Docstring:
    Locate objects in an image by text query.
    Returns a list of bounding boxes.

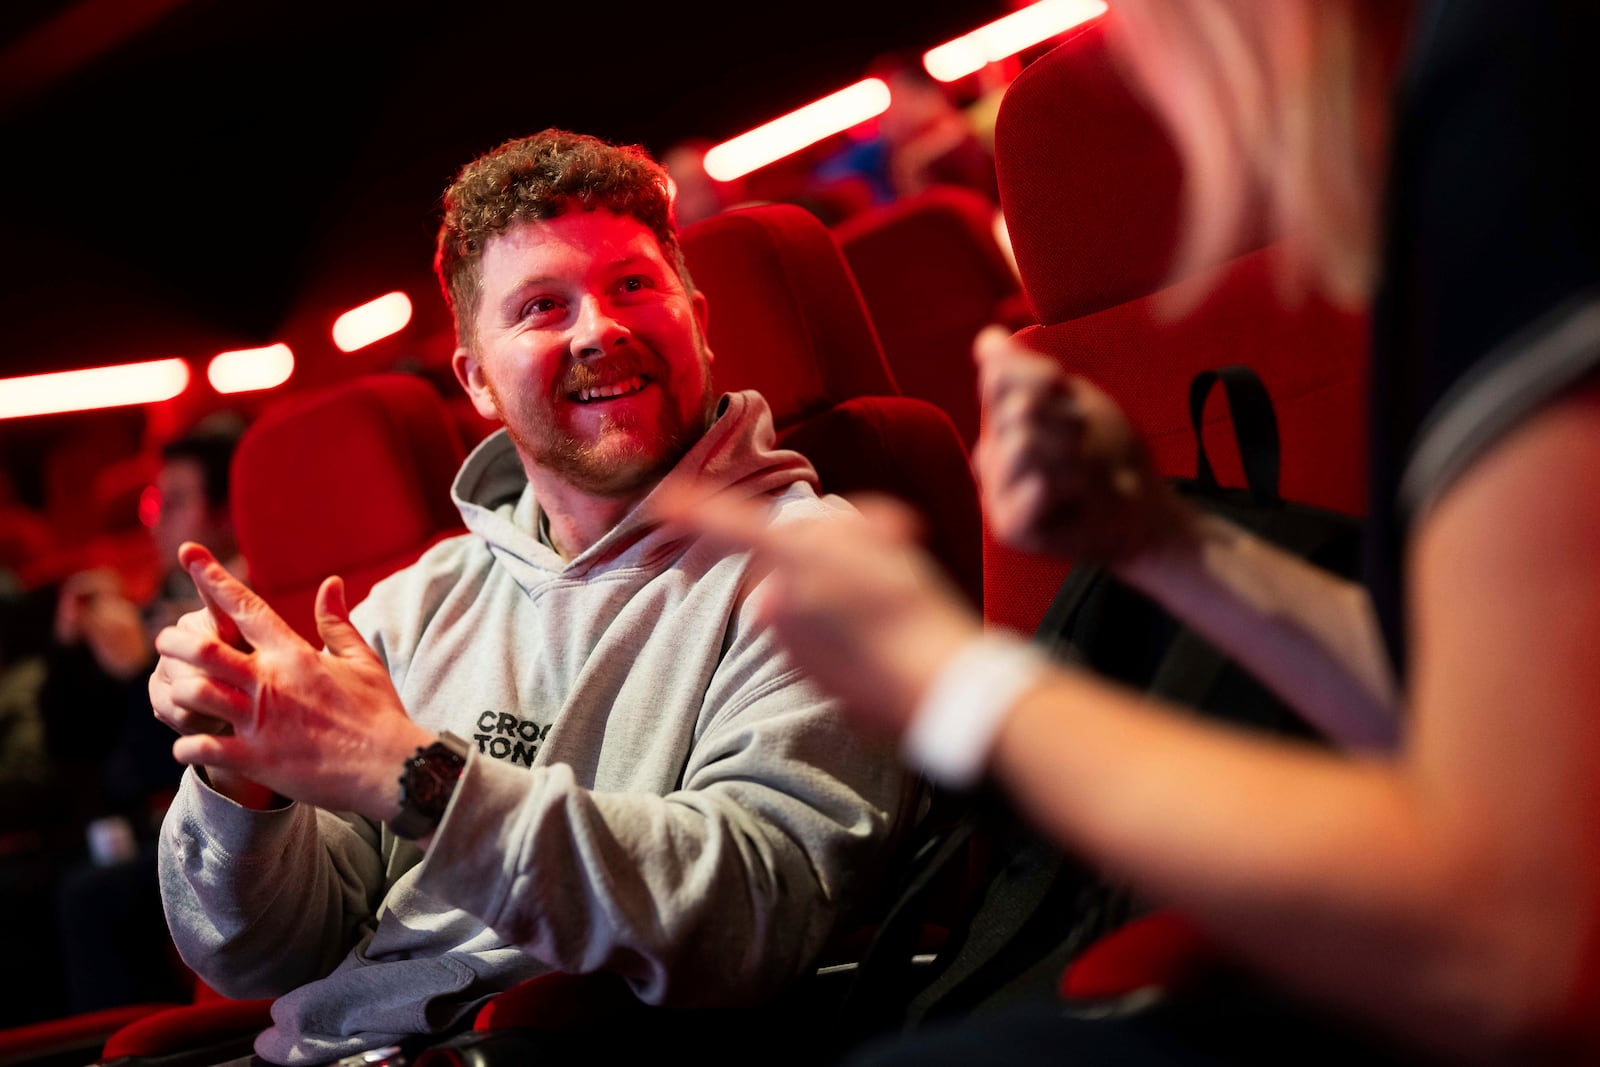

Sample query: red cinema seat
[231,373,468,642]
[2,503,62,591]
[685,198,990,953]
[684,201,984,611]
[972,11,1371,1014]
[982,13,1369,641]
[834,184,1035,451]
[0,979,271,1067]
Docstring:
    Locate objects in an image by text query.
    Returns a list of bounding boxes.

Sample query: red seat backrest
[982,15,1369,638]
[230,373,467,641]
[834,184,1034,450]
[683,203,984,611]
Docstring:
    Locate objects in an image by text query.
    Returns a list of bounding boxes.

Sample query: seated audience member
[0,583,69,1027]
[44,419,246,1012]
[0,587,55,811]
[665,1,1600,1064]
[44,418,247,829]
[149,129,903,1064]
[0,472,58,824]
[0,499,54,599]
[813,53,999,208]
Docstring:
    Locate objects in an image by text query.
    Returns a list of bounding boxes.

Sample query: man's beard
[490,350,717,498]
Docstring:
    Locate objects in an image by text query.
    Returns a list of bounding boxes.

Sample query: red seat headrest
[683,204,897,426]
[997,13,1269,326]
[231,374,466,639]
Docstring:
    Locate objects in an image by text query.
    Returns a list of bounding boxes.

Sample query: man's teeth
[577,376,646,402]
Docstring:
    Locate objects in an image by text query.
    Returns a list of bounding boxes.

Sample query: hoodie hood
[450,389,817,586]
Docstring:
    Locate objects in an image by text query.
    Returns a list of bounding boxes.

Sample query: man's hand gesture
[150,542,433,819]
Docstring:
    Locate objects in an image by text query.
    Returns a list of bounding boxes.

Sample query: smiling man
[455,204,717,530]
[146,129,904,1066]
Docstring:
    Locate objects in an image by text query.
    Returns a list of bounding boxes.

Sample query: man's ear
[692,289,713,366]
[452,345,501,422]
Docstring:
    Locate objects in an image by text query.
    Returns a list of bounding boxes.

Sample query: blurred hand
[56,568,153,680]
[55,567,122,641]
[82,593,155,680]
[972,326,1193,566]
[655,487,983,741]
[150,542,431,818]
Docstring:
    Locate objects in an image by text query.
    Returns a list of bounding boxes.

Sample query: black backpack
[830,364,1366,1046]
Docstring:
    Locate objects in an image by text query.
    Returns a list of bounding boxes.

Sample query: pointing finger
[179,541,298,652]
[178,542,246,649]
[195,578,247,651]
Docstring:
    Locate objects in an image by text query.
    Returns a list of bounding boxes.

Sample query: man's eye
[520,297,559,318]
[619,276,651,293]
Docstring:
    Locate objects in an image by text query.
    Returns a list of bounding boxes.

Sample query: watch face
[391,734,469,839]
[412,756,457,814]
[406,744,467,818]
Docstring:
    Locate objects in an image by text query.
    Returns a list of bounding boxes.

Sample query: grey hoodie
[159,391,905,1064]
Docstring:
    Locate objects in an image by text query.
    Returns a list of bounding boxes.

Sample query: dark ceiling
[0,0,1009,387]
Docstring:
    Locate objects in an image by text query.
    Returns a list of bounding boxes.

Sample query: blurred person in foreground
[148,129,902,1065]
[659,1,1600,1064]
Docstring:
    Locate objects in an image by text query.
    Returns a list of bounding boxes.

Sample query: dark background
[0,0,1010,502]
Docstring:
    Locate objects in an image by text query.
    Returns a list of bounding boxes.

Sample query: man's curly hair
[434,129,691,349]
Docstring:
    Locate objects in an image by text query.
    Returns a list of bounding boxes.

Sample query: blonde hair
[1106,0,1405,309]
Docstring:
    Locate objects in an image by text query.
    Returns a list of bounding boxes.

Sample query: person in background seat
[44,419,246,1015]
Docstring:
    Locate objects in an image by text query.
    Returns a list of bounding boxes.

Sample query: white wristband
[901,634,1051,790]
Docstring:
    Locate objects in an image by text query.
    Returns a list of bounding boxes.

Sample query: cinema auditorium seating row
[834,183,1035,452]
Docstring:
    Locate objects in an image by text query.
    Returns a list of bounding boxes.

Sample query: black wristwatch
[388,731,470,840]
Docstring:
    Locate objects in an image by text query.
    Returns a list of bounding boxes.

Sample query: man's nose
[570,294,630,358]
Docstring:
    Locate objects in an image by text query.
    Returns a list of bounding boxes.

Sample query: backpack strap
[1152,366,1285,700]
[1163,365,1363,706]
[1030,560,1101,664]
[1189,365,1280,503]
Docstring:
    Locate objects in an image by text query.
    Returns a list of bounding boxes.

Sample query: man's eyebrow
[605,253,659,272]
[494,252,667,314]
[490,278,551,319]
[505,274,558,293]
[506,254,657,291]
